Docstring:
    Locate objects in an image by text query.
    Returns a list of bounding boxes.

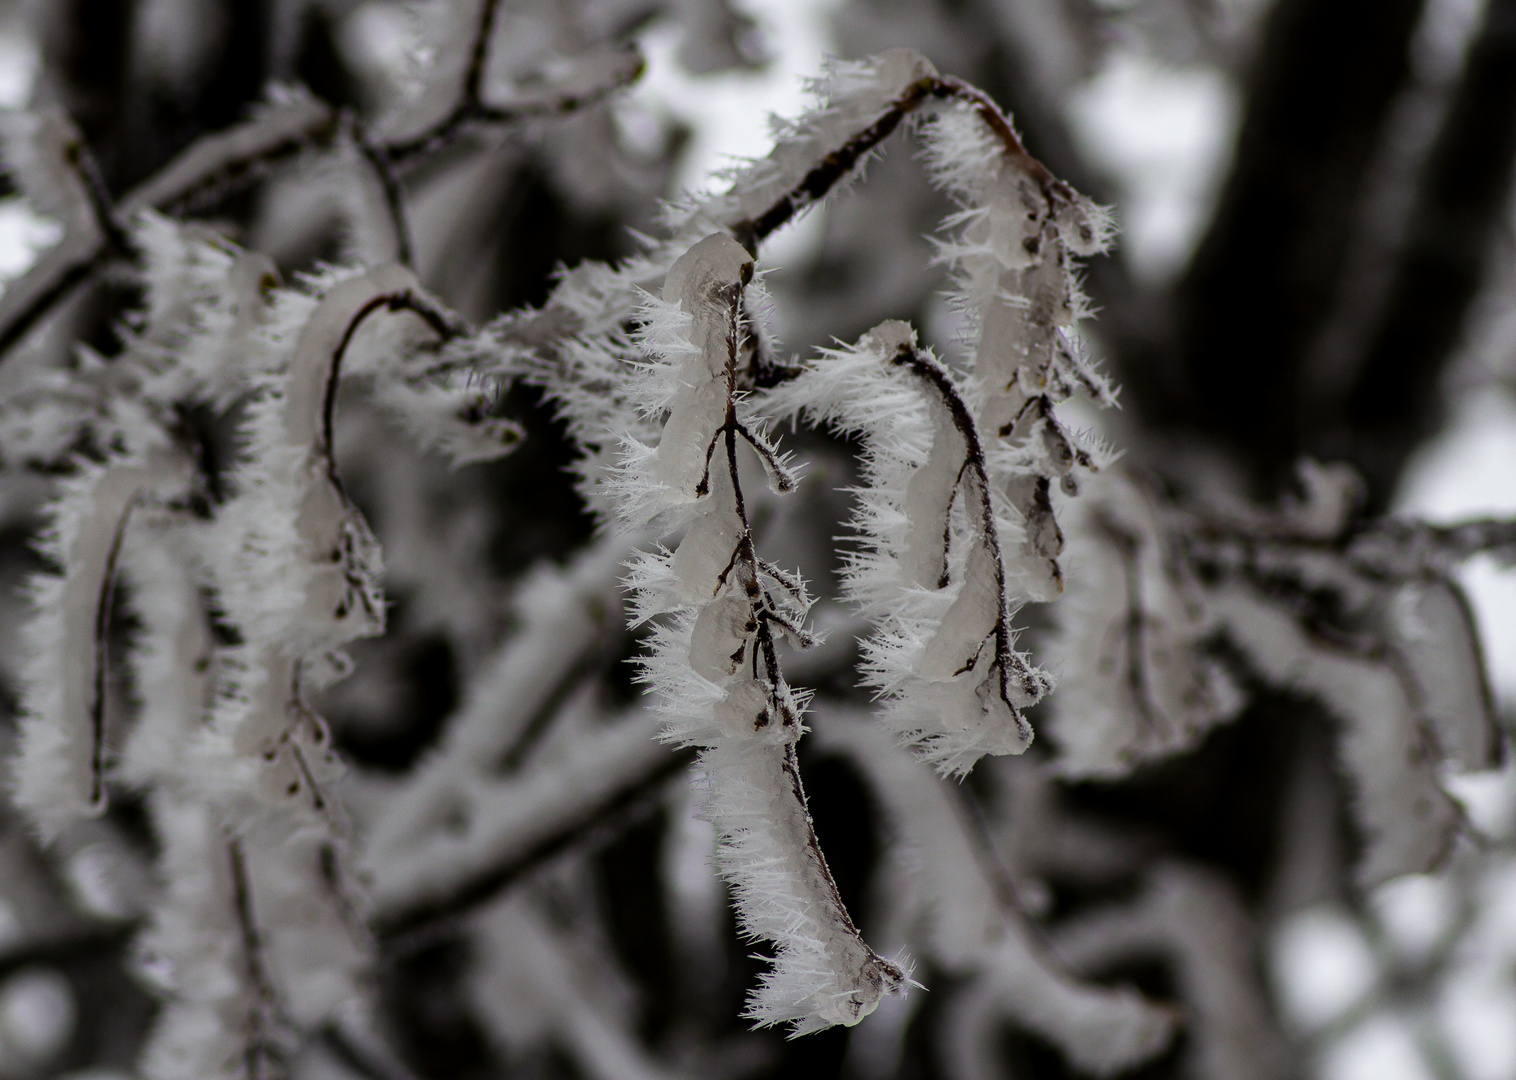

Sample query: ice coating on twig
[615,233,904,1033]
[771,321,1052,775]
[920,97,1116,599]
[10,452,193,836]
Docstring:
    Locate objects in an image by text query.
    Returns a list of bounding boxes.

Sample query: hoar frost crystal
[0,38,1121,1058]
[14,18,1501,1077]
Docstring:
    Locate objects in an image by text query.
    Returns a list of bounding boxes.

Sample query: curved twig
[322,290,462,483]
[730,73,1066,253]
[889,343,1044,724]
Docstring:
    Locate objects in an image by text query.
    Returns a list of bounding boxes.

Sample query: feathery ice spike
[618,233,905,1033]
[771,321,1052,775]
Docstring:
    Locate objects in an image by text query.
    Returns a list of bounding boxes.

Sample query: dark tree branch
[356,139,415,269]
[890,344,1044,724]
[1188,514,1516,580]
[729,71,1072,254]
[1139,0,1426,485]
[323,291,462,482]
[373,746,693,949]
[1331,0,1516,504]
[376,41,646,164]
[0,95,339,360]
[89,493,137,810]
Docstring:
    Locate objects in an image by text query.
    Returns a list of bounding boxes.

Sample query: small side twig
[889,343,1044,728]
[88,493,139,809]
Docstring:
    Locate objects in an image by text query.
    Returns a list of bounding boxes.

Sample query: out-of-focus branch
[0,22,644,362]
[1333,0,1516,502]
[1186,513,1516,578]
[377,43,646,164]
[1144,0,1426,478]
[1051,862,1293,1080]
[0,92,339,359]
[369,713,689,946]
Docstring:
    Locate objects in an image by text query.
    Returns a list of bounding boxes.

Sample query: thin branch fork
[688,276,873,958]
[889,343,1042,724]
[375,52,647,163]
[0,97,340,360]
[703,278,817,724]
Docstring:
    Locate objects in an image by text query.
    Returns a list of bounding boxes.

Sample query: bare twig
[323,291,463,482]
[88,493,138,808]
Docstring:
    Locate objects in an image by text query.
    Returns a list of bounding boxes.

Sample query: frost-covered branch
[1049,462,1502,885]
[772,322,1060,774]
[1047,470,1241,776]
[616,232,905,1033]
[11,16,1506,1077]
[11,454,195,835]
[491,47,1111,524]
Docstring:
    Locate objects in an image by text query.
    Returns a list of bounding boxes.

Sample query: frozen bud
[662,233,755,312]
[858,319,916,355]
[1053,189,1115,257]
[815,954,909,1027]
